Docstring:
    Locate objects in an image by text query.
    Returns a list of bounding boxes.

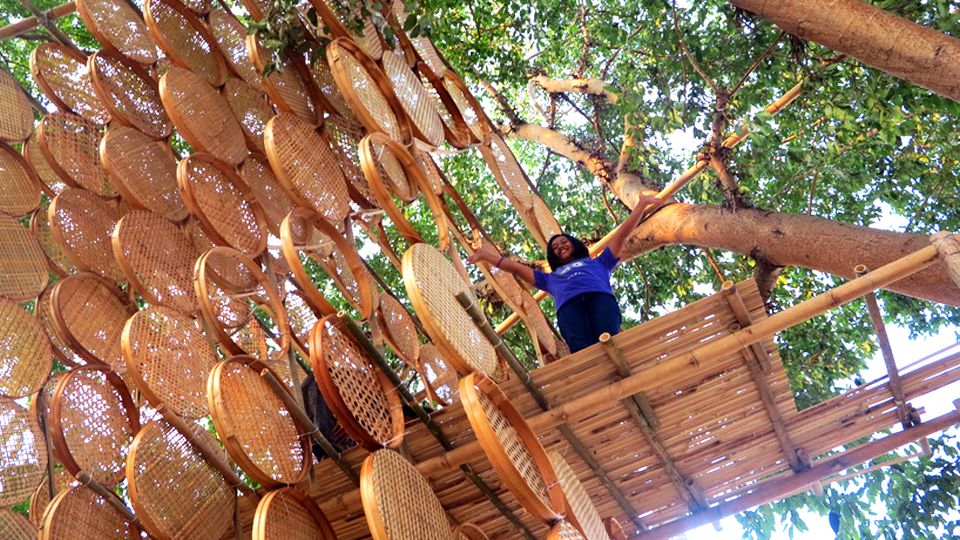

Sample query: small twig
[672,3,719,95]
[729,30,785,97]
[481,79,522,126]
[600,184,621,224]
[534,150,554,187]
[806,170,819,215]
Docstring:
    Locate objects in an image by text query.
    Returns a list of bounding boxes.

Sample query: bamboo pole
[35,389,58,501]
[0,2,75,41]
[75,471,139,522]
[19,0,81,53]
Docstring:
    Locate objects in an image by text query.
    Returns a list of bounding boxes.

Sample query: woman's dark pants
[556,292,622,353]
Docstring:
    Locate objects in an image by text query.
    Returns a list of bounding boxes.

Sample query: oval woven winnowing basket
[88,51,171,140]
[309,315,405,450]
[207,356,312,487]
[309,55,353,119]
[360,449,454,540]
[0,69,36,142]
[381,50,444,147]
[0,509,35,540]
[532,195,562,240]
[144,0,226,87]
[284,290,318,357]
[222,77,273,154]
[402,243,497,377]
[76,0,158,65]
[39,484,141,540]
[239,154,296,236]
[459,373,566,523]
[479,133,534,211]
[127,419,236,540]
[37,111,115,197]
[376,293,420,366]
[30,202,75,277]
[186,223,251,328]
[122,306,218,419]
[50,365,140,486]
[159,67,247,165]
[179,0,210,14]
[415,149,445,196]
[279,207,377,319]
[548,451,610,540]
[453,523,489,540]
[327,37,412,146]
[48,187,124,281]
[36,288,84,366]
[28,467,77,527]
[50,273,134,372]
[264,113,351,223]
[441,71,489,144]
[0,213,49,301]
[177,153,268,256]
[253,487,338,540]
[100,126,186,222]
[417,67,472,149]
[208,10,262,87]
[0,399,48,507]
[322,116,376,208]
[548,522,586,540]
[0,297,51,398]
[603,517,628,540]
[22,137,66,197]
[29,43,109,125]
[417,343,459,407]
[246,36,317,124]
[0,140,41,217]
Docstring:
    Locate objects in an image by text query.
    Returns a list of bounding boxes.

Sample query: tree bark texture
[624,203,960,305]
[731,0,960,102]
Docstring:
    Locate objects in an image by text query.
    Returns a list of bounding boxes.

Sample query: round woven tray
[360,449,453,540]
[417,343,459,407]
[253,487,338,540]
[208,10,262,87]
[177,153,268,256]
[381,50,444,147]
[159,66,247,165]
[284,289,318,357]
[30,43,109,125]
[37,111,115,197]
[309,315,405,450]
[39,484,140,540]
[76,0,158,65]
[36,287,83,366]
[100,127,186,221]
[50,365,140,486]
[402,242,498,376]
[323,116,376,208]
[548,522,586,540]
[419,70,471,149]
[0,69,36,142]
[48,187,124,281]
[127,418,236,539]
[327,37,412,146]
[247,36,317,124]
[22,137,65,197]
[0,297,51,398]
[0,212,49,301]
[480,134,534,211]
[122,306,218,419]
[453,523,489,540]
[309,55,353,119]
[376,293,420,365]
[207,356,311,487]
[28,467,76,527]
[441,71,488,144]
[0,399,48,507]
[460,372,566,523]
[187,223,252,328]
[0,507,37,539]
[144,0,226,87]
[280,207,377,319]
[88,50,171,140]
[239,154,296,236]
[548,451,609,540]
[265,113,351,223]
[604,517,628,540]
[0,140,41,217]
[50,273,134,372]
[223,77,274,154]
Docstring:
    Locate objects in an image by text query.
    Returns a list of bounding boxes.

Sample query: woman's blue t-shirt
[532,247,619,310]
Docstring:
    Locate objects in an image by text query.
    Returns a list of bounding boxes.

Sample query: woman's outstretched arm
[466,243,536,286]
[606,194,663,259]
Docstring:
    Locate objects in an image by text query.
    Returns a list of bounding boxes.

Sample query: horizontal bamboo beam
[0,2,76,41]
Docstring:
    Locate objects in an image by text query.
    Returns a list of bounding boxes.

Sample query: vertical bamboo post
[35,389,58,501]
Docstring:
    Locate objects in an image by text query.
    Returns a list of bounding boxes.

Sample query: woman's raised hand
[466,242,501,265]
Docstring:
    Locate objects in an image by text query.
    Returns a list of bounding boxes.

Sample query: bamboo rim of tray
[144,0,227,87]
[604,517,628,540]
[322,116,378,209]
[0,297,52,399]
[453,522,490,540]
[239,154,297,237]
[50,272,135,369]
[22,137,65,198]
[29,43,110,125]
[49,365,141,486]
[87,50,171,139]
[39,484,141,540]
[279,206,377,319]
[47,187,124,281]
[177,152,269,256]
[75,0,159,65]
[309,314,405,450]
[207,355,312,487]
[459,372,566,523]
[253,486,338,540]
[358,132,449,250]
[0,140,41,217]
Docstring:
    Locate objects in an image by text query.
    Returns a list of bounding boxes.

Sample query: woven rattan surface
[0,141,40,216]
[50,366,139,485]
[178,153,267,256]
[0,213,49,300]
[442,72,487,143]
[145,0,226,87]
[51,273,132,371]
[89,51,171,140]
[548,522,586,540]
[23,138,66,197]
[247,36,316,123]
[310,57,352,118]
[127,419,235,539]
[453,523,489,540]
[32,202,76,276]
[159,67,247,165]
[265,113,350,222]
[208,357,310,487]
[209,10,262,87]
[181,0,211,14]
[30,44,109,125]
[4,503,38,538]
[0,69,35,142]
[324,116,375,207]
[223,77,274,154]
[37,287,84,366]
[460,373,565,523]
[362,133,418,203]
[532,196,562,240]
[548,451,609,540]
[382,50,444,147]
[309,316,404,450]
[0,298,51,398]
[28,467,76,527]
[253,487,338,540]
[327,38,410,145]
[0,399,47,507]
[482,134,533,211]
[411,37,446,78]
[187,229,251,328]
[418,343,458,407]
[48,187,123,280]
[37,112,115,197]
[239,154,295,235]
[416,149,445,195]
[284,290,318,355]
[377,293,420,364]
[39,484,140,540]
[112,210,199,313]
[122,306,217,419]
[76,0,158,65]
[402,243,497,376]
[100,127,186,221]
[360,449,453,540]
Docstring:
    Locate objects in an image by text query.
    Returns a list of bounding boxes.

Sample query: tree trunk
[731,0,960,102]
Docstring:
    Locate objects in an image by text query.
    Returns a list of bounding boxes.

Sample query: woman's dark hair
[546,234,589,271]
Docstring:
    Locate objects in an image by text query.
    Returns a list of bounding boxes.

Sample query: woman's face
[550,236,575,264]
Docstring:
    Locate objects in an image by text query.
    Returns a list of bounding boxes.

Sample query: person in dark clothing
[467,194,662,353]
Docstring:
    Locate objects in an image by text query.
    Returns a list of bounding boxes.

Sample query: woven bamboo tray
[0,140,41,217]
[208,10,262,87]
[76,0,159,65]
[239,154,296,236]
[253,487,338,540]
[28,467,77,527]
[548,522,586,540]
[223,77,274,154]
[323,116,376,208]
[50,273,134,371]
[144,0,227,87]
[39,484,141,540]
[381,49,444,147]
[548,451,609,540]
[30,43,109,125]
[246,36,317,124]
[0,297,51,398]
[441,71,488,144]
[0,68,36,142]
[186,223,252,328]
[0,508,35,540]
[22,137,65,197]
[100,127,186,221]
[417,343,460,407]
[0,213,49,301]
[309,56,353,119]
[376,293,420,367]
[37,111,115,197]
[88,50,171,140]
[0,399,48,507]
[48,187,124,281]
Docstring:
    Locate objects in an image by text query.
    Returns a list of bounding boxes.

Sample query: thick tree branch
[529,75,618,103]
[480,79,522,126]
